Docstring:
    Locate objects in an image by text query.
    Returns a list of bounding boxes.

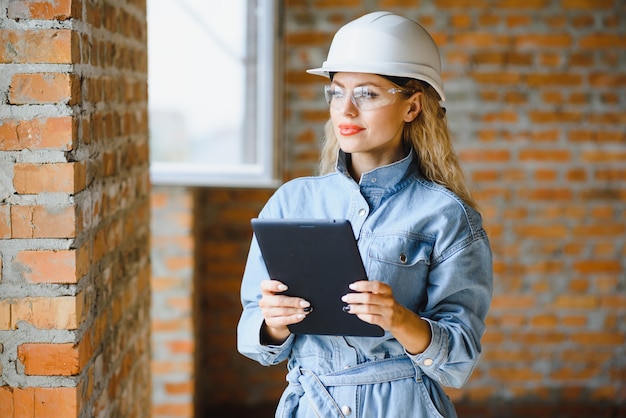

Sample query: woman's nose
[339,93,359,115]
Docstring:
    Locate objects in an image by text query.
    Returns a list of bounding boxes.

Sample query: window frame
[148,0,281,188]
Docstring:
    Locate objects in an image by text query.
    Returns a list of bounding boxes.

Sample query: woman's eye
[358,88,379,100]
[332,89,345,98]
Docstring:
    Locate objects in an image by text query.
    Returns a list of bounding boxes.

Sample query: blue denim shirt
[238,150,493,418]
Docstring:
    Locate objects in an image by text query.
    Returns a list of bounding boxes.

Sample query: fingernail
[341,295,348,302]
[303,306,312,313]
[299,300,310,307]
[349,283,357,290]
[277,284,288,291]
[342,305,351,312]
[296,314,305,319]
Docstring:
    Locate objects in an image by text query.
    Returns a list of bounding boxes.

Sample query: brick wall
[188,1,625,416]
[0,1,151,417]
[151,187,194,417]
[194,188,280,416]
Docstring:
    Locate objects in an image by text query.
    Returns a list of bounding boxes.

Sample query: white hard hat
[307,11,445,101]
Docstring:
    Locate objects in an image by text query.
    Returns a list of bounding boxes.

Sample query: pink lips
[339,124,364,136]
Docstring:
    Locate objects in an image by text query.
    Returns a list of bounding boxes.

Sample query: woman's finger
[260,279,288,294]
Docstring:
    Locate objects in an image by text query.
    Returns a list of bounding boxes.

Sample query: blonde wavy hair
[318,79,478,211]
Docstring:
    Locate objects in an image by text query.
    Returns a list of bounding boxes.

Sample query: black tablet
[251,218,384,337]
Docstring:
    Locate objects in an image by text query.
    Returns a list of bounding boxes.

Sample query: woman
[238,11,492,418]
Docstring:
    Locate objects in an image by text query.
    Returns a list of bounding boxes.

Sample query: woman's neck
[348,148,407,181]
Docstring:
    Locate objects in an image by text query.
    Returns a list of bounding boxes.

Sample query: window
[147,0,280,186]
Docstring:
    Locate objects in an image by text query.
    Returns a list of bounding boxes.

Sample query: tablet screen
[251,218,384,337]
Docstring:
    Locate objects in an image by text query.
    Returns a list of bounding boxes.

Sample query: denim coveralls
[238,150,493,417]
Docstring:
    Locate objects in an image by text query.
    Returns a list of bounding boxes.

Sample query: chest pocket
[367,235,434,312]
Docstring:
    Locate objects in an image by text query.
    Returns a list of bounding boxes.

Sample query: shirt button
[370,177,377,183]
[399,253,407,263]
[358,208,367,216]
[341,405,352,415]
[423,358,434,366]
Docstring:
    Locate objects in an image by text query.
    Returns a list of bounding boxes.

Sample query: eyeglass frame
[324,84,417,111]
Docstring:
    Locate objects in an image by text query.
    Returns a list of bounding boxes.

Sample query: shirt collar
[336,148,415,190]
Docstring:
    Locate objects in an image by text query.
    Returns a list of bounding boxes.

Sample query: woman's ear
[404,92,422,123]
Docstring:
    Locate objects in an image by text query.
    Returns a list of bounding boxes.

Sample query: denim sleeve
[236,233,295,366]
[406,234,493,388]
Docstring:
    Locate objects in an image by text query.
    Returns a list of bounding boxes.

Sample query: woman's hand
[259,279,311,344]
[341,280,432,354]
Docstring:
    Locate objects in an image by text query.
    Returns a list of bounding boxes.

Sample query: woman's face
[329,72,421,167]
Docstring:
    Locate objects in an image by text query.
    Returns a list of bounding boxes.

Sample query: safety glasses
[324,84,415,111]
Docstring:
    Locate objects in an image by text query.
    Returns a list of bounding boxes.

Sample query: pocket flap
[369,235,433,267]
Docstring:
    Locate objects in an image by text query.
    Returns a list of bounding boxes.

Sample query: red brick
[530,314,559,328]
[0,205,10,239]
[0,117,75,151]
[35,387,78,417]
[573,223,626,237]
[13,162,86,194]
[11,296,82,330]
[519,149,571,162]
[506,15,531,27]
[568,278,589,293]
[453,33,510,48]
[489,367,543,382]
[561,315,587,327]
[534,169,557,181]
[553,295,599,309]
[0,387,13,417]
[166,340,194,355]
[570,51,594,66]
[588,112,626,125]
[514,34,572,48]
[164,381,194,395]
[527,73,583,86]
[560,0,614,8]
[0,299,10,330]
[600,295,626,310]
[589,72,626,88]
[435,0,489,7]
[551,367,600,381]
[7,0,75,20]
[450,14,472,28]
[531,130,560,142]
[472,72,522,85]
[495,0,550,7]
[481,110,518,123]
[528,111,582,124]
[13,386,35,417]
[571,331,625,346]
[0,29,77,64]
[539,52,563,67]
[18,343,80,376]
[9,73,79,105]
[477,14,500,26]
[285,31,331,46]
[491,294,536,309]
[519,188,573,201]
[566,168,587,181]
[152,404,194,417]
[459,149,511,163]
[579,33,626,49]
[10,205,76,239]
[16,249,88,284]
[312,0,365,6]
[103,152,118,177]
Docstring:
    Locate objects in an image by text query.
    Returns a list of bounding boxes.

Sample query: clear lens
[324,85,414,111]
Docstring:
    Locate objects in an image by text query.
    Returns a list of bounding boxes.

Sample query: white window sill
[149,162,281,188]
